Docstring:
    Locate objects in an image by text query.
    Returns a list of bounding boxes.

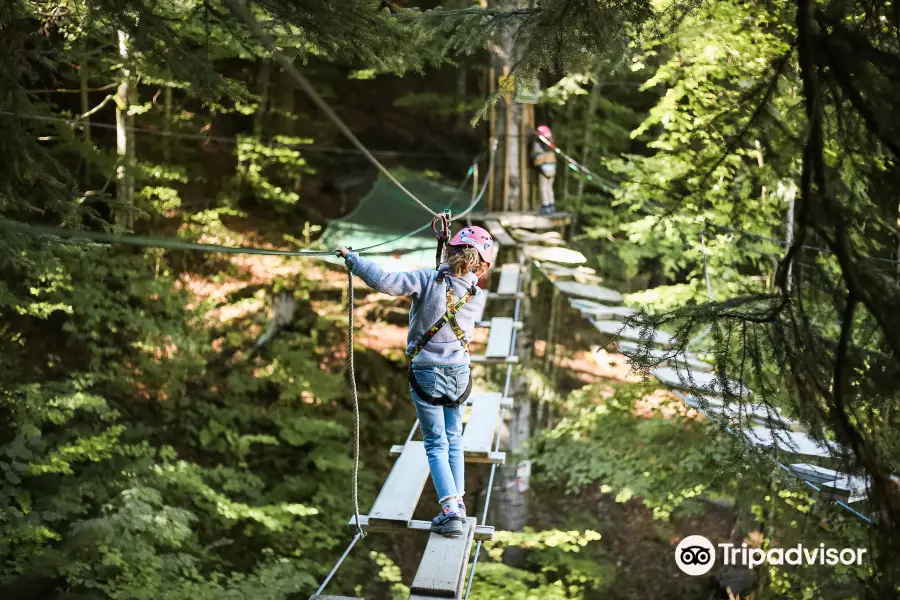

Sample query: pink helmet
[536,125,553,140]
[449,226,495,266]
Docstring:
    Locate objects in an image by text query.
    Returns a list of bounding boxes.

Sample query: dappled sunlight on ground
[633,388,692,420]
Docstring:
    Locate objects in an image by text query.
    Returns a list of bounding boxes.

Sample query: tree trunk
[115,30,135,228]
[491,0,524,213]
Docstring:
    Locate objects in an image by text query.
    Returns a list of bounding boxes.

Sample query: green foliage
[531,383,733,520]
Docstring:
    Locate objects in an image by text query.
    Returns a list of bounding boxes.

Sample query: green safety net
[317,177,483,270]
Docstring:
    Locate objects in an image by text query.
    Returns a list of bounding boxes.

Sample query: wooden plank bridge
[321,205,877,599]
[322,212,571,600]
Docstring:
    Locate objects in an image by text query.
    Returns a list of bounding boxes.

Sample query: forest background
[2,0,899,599]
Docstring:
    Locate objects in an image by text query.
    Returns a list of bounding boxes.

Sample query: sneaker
[548,203,556,214]
[538,204,552,216]
[431,507,464,537]
[457,500,466,519]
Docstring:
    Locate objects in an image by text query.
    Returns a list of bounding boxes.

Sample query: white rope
[222,0,439,218]
[347,268,365,538]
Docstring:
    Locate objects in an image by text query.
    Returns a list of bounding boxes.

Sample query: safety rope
[222,0,439,219]
[535,132,617,193]
[347,267,365,538]
[451,138,498,223]
[310,264,367,599]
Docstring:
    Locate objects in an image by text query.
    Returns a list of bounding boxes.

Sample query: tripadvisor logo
[675,535,868,576]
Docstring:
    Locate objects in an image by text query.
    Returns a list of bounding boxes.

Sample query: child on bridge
[336,226,495,538]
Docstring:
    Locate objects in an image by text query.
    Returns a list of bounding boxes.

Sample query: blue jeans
[410,363,469,504]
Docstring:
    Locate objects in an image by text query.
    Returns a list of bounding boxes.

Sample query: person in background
[532,125,557,215]
[335,226,495,538]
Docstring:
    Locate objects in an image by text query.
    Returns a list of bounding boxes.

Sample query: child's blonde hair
[448,246,487,277]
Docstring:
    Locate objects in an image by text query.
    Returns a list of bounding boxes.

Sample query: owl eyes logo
[680,546,712,565]
[675,535,716,576]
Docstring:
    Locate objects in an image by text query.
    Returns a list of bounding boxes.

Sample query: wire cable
[313,532,363,597]
[451,139,497,223]
[463,253,526,600]
[222,0,439,218]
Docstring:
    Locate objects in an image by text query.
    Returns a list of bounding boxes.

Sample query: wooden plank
[652,366,751,396]
[466,391,514,408]
[389,445,506,465]
[485,317,514,358]
[525,245,586,265]
[571,299,636,320]
[410,517,477,598]
[470,354,519,364]
[485,292,525,300]
[510,229,564,245]
[495,263,521,296]
[616,341,712,372]
[499,213,570,229]
[309,596,363,600]
[462,392,502,457]
[467,391,513,408]
[538,262,598,277]
[348,515,493,541]
[368,441,430,527]
[556,281,623,303]
[483,219,516,247]
[819,475,869,503]
[470,211,571,229]
[476,319,523,329]
[789,463,844,485]
[592,320,675,347]
[702,403,793,429]
[743,427,838,459]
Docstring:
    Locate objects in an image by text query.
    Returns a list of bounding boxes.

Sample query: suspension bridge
[2,1,885,597]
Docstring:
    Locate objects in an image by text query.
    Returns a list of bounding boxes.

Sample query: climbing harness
[432,210,452,269]
[407,273,478,407]
[408,368,473,409]
[408,274,478,359]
